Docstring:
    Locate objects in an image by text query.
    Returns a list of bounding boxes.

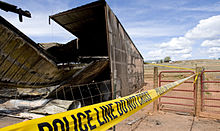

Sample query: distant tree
[164,56,171,63]
[160,59,163,63]
[218,58,220,60]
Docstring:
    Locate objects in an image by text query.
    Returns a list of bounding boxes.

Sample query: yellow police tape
[145,63,200,84]
[145,63,195,71]
[0,75,195,131]
[193,73,199,84]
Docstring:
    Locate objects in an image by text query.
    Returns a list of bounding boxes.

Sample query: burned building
[0,1,144,115]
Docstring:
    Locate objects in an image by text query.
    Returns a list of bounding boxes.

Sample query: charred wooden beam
[0,1,31,22]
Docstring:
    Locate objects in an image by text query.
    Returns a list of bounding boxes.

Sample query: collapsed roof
[0,0,144,114]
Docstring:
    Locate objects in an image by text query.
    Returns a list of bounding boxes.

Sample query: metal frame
[201,70,220,110]
[159,70,195,113]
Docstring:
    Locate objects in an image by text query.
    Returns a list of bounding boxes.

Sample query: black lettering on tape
[136,94,142,105]
[52,119,65,131]
[77,113,88,131]
[120,100,128,113]
[144,93,148,103]
[63,117,69,131]
[133,96,139,107]
[106,104,114,120]
[142,93,146,104]
[125,98,132,111]
[38,122,53,131]
[94,108,105,126]
[128,97,135,110]
[99,106,108,123]
[140,93,144,104]
[115,102,123,116]
[71,115,78,131]
[146,92,152,101]
[85,110,96,130]
[102,106,110,122]
[135,96,141,106]
[131,97,137,109]
[108,103,118,119]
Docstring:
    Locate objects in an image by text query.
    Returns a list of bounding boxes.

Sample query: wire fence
[53,80,112,106]
[0,80,112,118]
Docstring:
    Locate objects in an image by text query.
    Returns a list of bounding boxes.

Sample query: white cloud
[207,47,220,58]
[149,37,193,60]
[147,49,163,60]
[181,54,192,59]
[160,37,193,49]
[146,15,220,60]
[185,15,220,39]
[208,47,220,53]
[201,39,220,47]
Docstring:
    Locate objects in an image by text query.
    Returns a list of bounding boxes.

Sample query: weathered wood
[153,67,159,112]
[0,37,21,74]
[9,46,37,82]
[1,40,26,81]
[0,25,14,49]
[0,17,68,88]
[195,67,203,117]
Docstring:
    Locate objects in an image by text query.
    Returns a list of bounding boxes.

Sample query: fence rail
[201,70,220,113]
[158,70,195,113]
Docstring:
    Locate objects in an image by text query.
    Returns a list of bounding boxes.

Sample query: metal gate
[201,70,220,114]
[159,71,195,113]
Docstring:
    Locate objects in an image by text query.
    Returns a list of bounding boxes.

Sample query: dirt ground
[116,109,220,131]
[0,116,24,128]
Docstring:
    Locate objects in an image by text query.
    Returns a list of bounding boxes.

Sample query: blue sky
[1,0,220,61]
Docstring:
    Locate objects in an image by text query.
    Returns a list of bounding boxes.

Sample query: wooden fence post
[153,67,159,112]
[195,67,202,117]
